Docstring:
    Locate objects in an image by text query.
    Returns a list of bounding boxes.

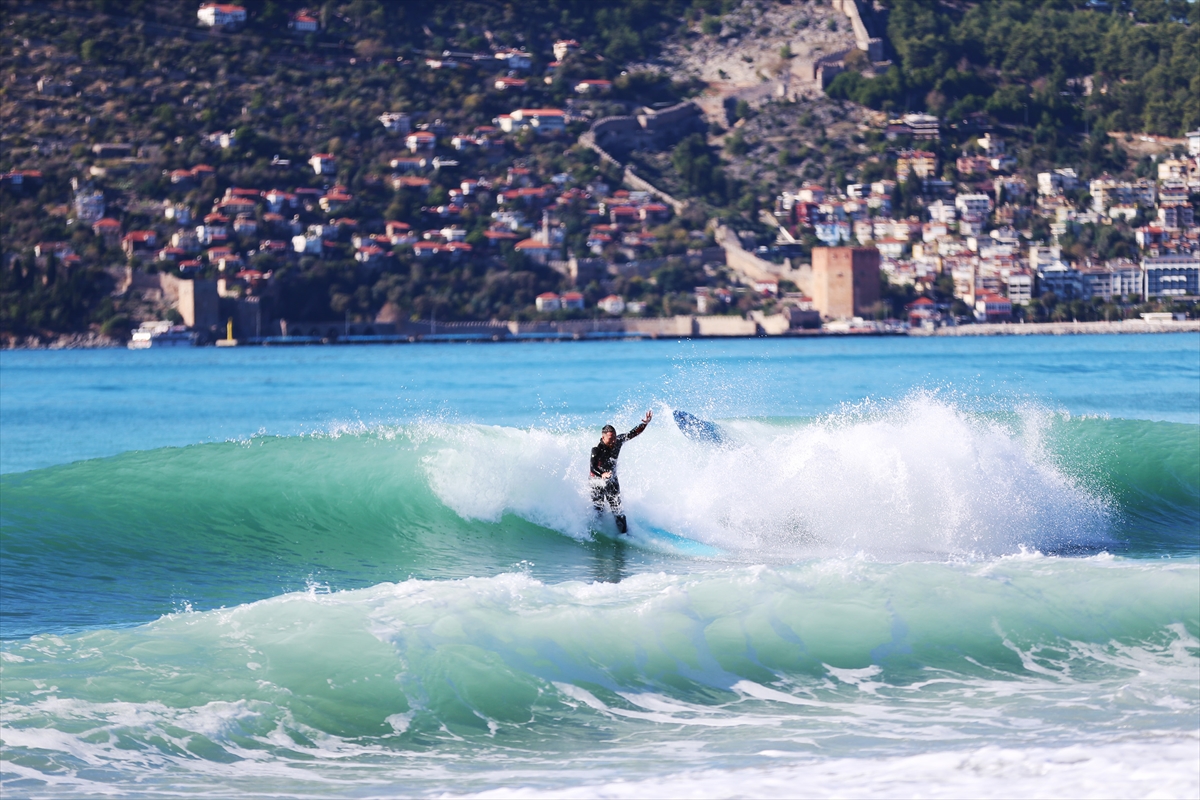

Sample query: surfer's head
[600,424,616,445]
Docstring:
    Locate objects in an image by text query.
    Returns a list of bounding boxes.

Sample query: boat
[128,321,197,349]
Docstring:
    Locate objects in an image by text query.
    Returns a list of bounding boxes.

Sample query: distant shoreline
[910,320,1200,337]
[4,320,1199,350]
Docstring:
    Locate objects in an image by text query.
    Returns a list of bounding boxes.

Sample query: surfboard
[635,523,725,558]
[672,409,725,445]
[590,515,724,558]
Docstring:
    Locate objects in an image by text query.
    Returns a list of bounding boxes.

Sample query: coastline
[3,319,1198,350]
[910,319,1200,336]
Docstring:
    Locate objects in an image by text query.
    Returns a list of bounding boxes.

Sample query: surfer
[590,410,652,534]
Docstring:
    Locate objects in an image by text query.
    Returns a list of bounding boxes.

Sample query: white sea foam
[458,737,1200,799]
[2,560,1196,798]
[420,394,1111,558]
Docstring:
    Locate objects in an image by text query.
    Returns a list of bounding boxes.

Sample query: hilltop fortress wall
[834,0,885,61]
[586,101,706,154]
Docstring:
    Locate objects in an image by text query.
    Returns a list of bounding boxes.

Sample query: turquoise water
[1,335,1198,798]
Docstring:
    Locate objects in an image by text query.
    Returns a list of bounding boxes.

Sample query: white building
[553,40,579,61]
[309,153,336,175]
[494,50,532,70]
[955,193,993,219]
[927,199,956,224]
[599,295,625,315]
[1006,272,1034,304]
[197,4,246,29]
[292,233,323,254]
[497,108,566,135]
[1037,168,1079,196]
[378,112,411,135]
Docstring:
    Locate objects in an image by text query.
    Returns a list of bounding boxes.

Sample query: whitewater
[1,335,1198,798]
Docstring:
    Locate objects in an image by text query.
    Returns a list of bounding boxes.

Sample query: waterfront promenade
[911,319,1200,336]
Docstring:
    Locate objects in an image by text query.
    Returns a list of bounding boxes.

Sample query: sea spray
[423,393,1115,556]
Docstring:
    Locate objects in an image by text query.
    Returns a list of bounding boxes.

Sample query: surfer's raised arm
[626,409,653,440]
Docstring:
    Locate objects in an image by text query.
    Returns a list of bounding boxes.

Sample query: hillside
[1,0,1197,344]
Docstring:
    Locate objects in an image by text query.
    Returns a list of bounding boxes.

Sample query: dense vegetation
[828,0,1199,136]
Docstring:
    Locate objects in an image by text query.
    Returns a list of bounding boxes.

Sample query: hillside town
[2,1,1198,347]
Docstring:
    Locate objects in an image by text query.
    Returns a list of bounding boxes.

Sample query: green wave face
[2,560,1197,776]
[0,432,641,637]
[2,408,1197,637]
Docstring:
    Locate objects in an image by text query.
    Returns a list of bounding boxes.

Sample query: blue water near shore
[1,334,1198,798]
[2,334,1197,474]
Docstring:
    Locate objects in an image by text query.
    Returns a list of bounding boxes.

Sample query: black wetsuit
[590,421,647,530]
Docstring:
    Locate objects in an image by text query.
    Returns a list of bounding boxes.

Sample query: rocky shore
[3,332,120,350]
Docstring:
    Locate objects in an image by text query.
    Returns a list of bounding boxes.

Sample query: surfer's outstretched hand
[643,409,653,424]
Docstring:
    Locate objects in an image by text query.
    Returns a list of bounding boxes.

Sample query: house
[292,233,323,254]
[233,215,257,235]
[574,79,612,95]
[974,293,1012,322]
[497,108,566,135]
[121,231,157,255]
[553,40,580,61]
[204,130,237,149]
[355,245,388,266]
[956,155,990,177]
[264,190,298,213]
[197,4,246,29]
[378,112,411,135]
[406,131,437,153]
[309,153,336,175]
[164,202,192,224]
[895,150,937,182]
[535,292,561,311]
[289,11,319,32]
[494,77,527,91]
[906,296,937,327]
[92,218,122,244]
[515,238,554,264]
[390,156,424,172]
[598,295,625,315]
[412,241,442,259]
[561,291,585,310]
[196,222,227,245]
[495,50,532,70]
[390,175,431,193]
[484,229,520,247]
[319,189,353,213]
[216,254,244,273]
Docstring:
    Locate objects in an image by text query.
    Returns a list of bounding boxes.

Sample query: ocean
[1,334,1197,798]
